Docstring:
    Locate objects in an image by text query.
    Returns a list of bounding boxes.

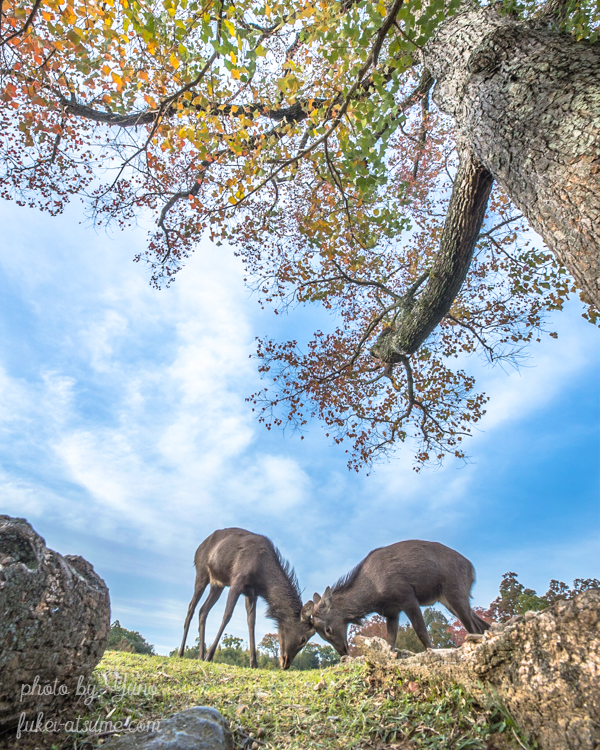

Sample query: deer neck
[333,585,374,624]
[264,568,302,625]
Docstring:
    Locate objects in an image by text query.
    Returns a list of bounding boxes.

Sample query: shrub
[108,621,155,655]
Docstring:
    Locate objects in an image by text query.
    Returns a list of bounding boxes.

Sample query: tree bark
[423,4,600,309]
[370,147,493,361]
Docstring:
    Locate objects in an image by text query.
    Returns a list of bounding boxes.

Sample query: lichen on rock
[0,515,110,729]
[392,589,600,750]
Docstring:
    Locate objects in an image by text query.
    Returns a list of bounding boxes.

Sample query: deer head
[278,607,316,669]
[304,587,349,656]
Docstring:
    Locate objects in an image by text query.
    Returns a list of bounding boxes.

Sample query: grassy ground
[9,650,535,750]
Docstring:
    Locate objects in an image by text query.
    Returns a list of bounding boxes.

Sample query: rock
[393,589,600,750]
[101,707,234,750]
[395,649,418,659]
[340,654,366,664]
[0,515,110,729]
[352,636,398,665]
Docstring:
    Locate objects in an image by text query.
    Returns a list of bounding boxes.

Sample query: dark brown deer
[305,540,490,654]
[178,528,315,669]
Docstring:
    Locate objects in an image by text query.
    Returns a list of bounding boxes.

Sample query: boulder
[0,515,110,728]
[351,636,397,665]
[101,706,234,750]
[392,589,600,750]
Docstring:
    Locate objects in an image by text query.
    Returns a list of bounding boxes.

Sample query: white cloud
[81,311,129,373]
[0,201,597,654]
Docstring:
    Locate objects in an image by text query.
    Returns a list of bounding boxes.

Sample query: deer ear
[320,586,333,613]
[301,601,314,623]
[313,592,322,605]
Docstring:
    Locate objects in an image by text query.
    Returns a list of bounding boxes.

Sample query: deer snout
[280,654,291,670]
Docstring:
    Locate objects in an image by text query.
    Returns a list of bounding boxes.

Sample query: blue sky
[1,198,598,655]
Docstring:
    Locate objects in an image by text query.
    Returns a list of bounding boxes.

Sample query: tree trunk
[423,5,600,309]
[370,146,493,361]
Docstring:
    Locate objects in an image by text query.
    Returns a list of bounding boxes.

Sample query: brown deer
[178,528,315,669]
[305,540,490,654]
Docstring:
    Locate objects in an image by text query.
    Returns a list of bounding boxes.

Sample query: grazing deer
[178,528,315,669]
[305,540,490,654]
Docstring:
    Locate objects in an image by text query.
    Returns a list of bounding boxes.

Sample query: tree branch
[370,147,494,362]
[0,0,42,45]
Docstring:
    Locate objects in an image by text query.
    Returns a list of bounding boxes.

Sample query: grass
[10,651,534,750]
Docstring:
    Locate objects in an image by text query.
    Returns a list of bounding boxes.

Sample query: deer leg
[385,615,399,650]
[442,593,485,634]
[403,600,433,649]
[205,584,242,662]
[473,611,491,633]
[197,584,224,660]
[179,571,209,657]
[246,594,258,668]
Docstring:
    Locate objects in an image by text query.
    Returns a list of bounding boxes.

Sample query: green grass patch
[16,651,532,749]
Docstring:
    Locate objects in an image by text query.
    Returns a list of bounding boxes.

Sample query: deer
[304,540,490,655]
[178,528,315,669]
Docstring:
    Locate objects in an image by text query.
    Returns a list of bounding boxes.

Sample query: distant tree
[487,572,547,622]
[171,631,335,669]
[445,606,493,647]
[213,633,251,667]
[290,642,321,670]
[543,577,600,605]
[108,620,155,655]
[394,623,427,653]
[489,572,600,623]
[290,642,341,670]
[423,608,455,648]
[315,644,341,668]
[258,633,280,660]
[171,636,200,659]
[349,607,455,654]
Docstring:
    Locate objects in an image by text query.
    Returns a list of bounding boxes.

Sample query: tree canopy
[1,0,598,469]
[108,620,156,654]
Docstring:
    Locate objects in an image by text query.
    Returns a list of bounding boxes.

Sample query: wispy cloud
[0,201,597,654]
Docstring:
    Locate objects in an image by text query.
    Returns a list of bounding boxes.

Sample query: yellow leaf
[231,68,240,80]
[169,52,180,69]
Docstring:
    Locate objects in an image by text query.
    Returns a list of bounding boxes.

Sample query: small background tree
[108,620,155,655]
[349,608,456,654]
[488,573,600,623]
[171,632,338,669]
[258,633,280,661]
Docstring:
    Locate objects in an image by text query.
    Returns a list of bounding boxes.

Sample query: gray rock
[0,515,110,728]
[102,707,234,750]
[352,636,398,665]
[392,589,600,750]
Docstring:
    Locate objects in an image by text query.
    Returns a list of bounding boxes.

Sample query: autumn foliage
[1,0,594,468]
